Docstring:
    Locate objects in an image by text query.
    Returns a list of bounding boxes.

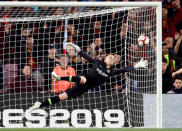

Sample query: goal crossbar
[0,1,161,7]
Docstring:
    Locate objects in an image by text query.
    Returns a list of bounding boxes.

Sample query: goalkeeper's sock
[61,76,81,83]
[40,96,60,108]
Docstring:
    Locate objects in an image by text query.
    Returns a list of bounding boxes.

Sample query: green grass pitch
[0,129,182,131]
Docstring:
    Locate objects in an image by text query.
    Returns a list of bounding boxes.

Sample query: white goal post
[0,1,162,128]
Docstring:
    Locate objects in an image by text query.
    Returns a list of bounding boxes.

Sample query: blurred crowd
[162,0,182,94]
[0,0,181,94]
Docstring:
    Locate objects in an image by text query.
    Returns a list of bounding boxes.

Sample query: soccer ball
[137,34,149,46]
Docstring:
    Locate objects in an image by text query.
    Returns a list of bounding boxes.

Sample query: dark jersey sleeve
[78,51,96,63]
[110,66,135,76]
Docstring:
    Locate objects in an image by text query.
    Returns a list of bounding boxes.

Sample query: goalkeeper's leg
[26,93,68,113]
[26,84,88,113]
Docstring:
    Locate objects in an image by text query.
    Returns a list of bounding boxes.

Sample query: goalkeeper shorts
[65,84,88,99]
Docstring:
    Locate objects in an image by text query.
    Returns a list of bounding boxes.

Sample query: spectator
[83,19,104,44]
[51,54,76,93]
[162,58,173,93]
[21,28,31,40]
[113,54,121,66]
[26,35,40,68]
[41,44,58,91]
[168,76,182,94]
[171,0,182,31]
[15,33,44,89]
[162,40,176,72]
[120,22,127,38]
[67,24,78,44]
[68,7,79,20]
[172,67,182,78]
[53,7,63,16]
[174,32,182,57]
[142,21,151,35]
[92,21,104,38]
[0,22,16,64]
[15,35,41,69]
[87,37,106,61]
[52,21,65,49]
[4,22,15,43]
[8,65,37,93]
[164,36,174,49]
[111,22,127,60]
[39,22,52,56]
[110,21,127,55]
[162,5,176,40]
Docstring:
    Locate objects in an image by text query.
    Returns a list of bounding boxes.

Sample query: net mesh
[0,5,157,128]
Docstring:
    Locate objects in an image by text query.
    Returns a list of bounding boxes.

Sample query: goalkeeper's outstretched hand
[134,58,148,69]
[52,72,61,81]
[66,42,81,52]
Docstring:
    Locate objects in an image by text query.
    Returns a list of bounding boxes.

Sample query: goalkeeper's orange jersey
[52,66,76,93]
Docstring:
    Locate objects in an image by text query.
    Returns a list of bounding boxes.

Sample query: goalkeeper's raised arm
[66,42,96,63]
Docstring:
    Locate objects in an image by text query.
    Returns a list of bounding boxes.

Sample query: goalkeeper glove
[66,42,80,52]
[134,58,148,69]
[52,72,61,81]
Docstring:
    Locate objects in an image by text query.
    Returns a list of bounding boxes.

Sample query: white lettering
[97,68,108,77]
[71,109,92,128]
[50,109,70,128]
[104,110,124,128]
[3,109,24,128]
[25,109,46,127]
[1,109,124,128]
[93,109,102,128]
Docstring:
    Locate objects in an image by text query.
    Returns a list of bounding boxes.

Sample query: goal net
[0,2,162,128]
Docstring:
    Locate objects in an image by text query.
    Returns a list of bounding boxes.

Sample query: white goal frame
[0,1,162,128]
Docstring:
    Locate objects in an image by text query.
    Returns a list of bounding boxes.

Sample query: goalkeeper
[27,43,148,113]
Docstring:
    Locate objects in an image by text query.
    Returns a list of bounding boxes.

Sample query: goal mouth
[0,2,162,128]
